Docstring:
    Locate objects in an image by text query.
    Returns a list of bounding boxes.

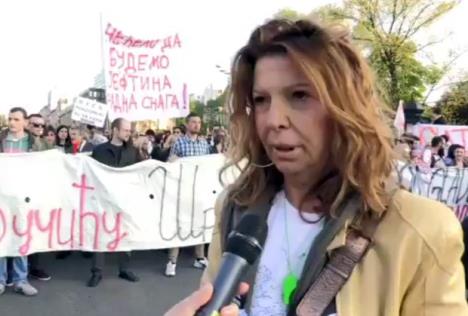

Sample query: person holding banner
[55,125,73,154]
[0,107,38,296]
[87,118,140,288]
[28,113,54,151]
[45,125,57,148]
[166,18,467,315]
[446,144,468,168]
[26,113,53,282]
[69,127,94,154]
[165,113,211,277]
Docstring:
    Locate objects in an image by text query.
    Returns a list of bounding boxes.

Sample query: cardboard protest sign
[102,17,189,121]
[71,97,108,128]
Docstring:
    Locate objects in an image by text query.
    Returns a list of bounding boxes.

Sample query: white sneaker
[193,257,209,269]
[165,261,176,277]
[0,284,5,296]
[14,281,38,296]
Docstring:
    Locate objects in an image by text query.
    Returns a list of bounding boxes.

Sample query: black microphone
[196,213,268,316]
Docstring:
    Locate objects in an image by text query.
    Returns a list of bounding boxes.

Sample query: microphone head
[226,213,268,264]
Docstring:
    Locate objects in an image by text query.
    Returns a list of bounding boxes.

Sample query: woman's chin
[273,161,304,175]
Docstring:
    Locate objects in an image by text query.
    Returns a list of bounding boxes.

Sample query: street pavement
[0,249,204,316]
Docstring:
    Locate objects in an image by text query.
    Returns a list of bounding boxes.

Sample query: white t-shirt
[241,191,336,316]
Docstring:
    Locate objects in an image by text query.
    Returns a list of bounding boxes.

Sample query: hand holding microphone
[164,283,250,316]
[164,214,267,316]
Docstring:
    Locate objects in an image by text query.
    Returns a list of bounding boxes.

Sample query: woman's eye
[292,90,309,100]
[253,95,266,105]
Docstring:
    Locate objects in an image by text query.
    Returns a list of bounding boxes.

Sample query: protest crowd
[0,104,467,300]
[0,6,467,315]
[0,107,228,295]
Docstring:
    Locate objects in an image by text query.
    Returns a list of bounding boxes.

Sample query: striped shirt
[170,135,211,157]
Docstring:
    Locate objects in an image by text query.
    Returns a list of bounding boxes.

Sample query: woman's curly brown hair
[221,18,395,214]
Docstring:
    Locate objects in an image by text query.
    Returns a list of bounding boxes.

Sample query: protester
[87,125,109,146]
[137,135,151,161]
[26,113,53,282]
[87,118,140,287]
[55,125,73,153]
[69,127,94,153]
[173,126,183,137]
[165,134,179,149]
[0,107,38,296]
[145,129,156,143]
[167,18,467,315]
[27,114,54,151]
[45,125,56,148]
[446,144,468,168]
[423,136,446,168]
[165,113,211,277]
[210,129,228,154]
[439,134,450,157]
[150,133,170,162]
[142,129,154,153]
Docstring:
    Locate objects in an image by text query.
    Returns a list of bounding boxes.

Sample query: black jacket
[91,141,139,168]
[79,140,95,153]
[150,145,171,162]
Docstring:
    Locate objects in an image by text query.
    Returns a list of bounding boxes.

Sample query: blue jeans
[0,257,28,285]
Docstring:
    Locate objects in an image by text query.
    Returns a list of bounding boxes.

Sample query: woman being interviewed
[166,18,467,316]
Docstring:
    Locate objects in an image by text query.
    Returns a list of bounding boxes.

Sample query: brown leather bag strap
[296,213,383,316]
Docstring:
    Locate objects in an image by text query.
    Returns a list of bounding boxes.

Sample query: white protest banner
[102,16,189,121]
[71,97,108,128]
[412,124,468,150]
[0,151,238,257]
[397,162,468,221]
[1,151,466,257]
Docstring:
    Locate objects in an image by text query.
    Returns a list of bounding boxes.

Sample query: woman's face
[455,148,465,161]
[58,128,68,141]
[46,131,55,144]
[253,55,331,177]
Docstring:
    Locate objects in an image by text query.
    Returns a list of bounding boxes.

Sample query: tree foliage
[174,99,205,129]
[175,93,228,134]
[437,79,468,125]
[274,8,305,21]
[314,0,458,107]
[308,0,459,108]
[0,114,6,129]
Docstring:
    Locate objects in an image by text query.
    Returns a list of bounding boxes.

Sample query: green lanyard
[282,195,324,306]
[282,197,301,306]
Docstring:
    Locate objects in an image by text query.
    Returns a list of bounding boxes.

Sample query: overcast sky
[0,0,466,115]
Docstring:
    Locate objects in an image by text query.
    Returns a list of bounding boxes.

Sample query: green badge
[282,273,298,305]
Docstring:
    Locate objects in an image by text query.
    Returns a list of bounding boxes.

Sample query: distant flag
[394,100,405,135]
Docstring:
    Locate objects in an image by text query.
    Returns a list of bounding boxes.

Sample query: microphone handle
[196,253,248,316]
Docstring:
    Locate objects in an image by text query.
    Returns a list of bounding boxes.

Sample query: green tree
[275,2,464,109]
[437,79,468,125]
[274,8,305,21]
[309,0,459,108]
[175,99,205,129]
[0,114,6,129]
[203,91,229,132]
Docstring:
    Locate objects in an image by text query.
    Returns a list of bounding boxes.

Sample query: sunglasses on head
[33,123,45,128]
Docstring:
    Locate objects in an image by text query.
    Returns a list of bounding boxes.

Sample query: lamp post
[215,65,231,128]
